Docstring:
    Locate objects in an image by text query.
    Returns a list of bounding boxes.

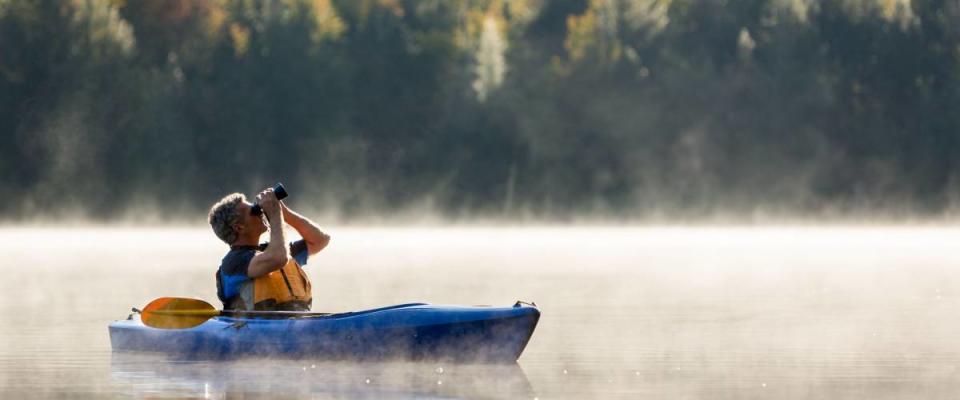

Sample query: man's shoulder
[219,247,256,276]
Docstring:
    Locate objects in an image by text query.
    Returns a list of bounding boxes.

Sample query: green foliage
[1,0,959,221]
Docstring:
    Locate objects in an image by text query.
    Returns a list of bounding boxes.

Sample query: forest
[2,0,958,222]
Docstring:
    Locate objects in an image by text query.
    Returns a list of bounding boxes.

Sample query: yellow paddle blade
[141,297,219,329]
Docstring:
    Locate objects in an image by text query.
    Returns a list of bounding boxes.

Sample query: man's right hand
[247,189,290,278]
[256,188,282,221]
[248,188,288,278]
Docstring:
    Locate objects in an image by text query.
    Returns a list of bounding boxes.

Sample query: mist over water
[2,225,960,398]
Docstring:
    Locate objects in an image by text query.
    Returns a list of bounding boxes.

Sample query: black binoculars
[250,183,288,216]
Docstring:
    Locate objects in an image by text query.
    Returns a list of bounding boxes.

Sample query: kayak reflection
[110,353,534,399]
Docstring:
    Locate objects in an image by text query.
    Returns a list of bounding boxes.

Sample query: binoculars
[250,183,288,216]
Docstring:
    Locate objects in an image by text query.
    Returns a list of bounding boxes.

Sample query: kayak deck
[110,302,539,362]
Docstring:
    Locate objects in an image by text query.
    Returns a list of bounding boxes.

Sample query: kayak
[109,302,539,362]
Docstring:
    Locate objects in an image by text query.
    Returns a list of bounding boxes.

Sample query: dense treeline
[1,0,959,222]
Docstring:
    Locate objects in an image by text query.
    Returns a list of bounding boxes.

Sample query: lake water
[2,226,960,398]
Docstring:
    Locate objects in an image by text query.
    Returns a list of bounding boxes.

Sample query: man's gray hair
[208,193,246,244]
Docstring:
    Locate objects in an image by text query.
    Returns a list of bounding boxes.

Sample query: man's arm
[281,202,330,255]
[248,190,288,278]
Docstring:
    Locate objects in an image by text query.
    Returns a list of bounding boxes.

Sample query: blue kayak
[109,302,539,362]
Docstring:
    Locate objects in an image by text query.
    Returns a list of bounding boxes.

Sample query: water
[2,226,960,398]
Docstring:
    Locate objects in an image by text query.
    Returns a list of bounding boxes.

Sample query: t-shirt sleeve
[222,250,255,277]
[290,239,309,266]
[219,249,255,301]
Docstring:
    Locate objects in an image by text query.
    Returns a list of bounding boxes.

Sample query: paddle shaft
[139,297,332,329]
[143,309,331,317]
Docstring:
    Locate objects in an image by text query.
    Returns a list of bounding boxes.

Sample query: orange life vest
[230,257,312,311]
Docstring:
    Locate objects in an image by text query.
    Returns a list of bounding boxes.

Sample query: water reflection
[111,353,534,399]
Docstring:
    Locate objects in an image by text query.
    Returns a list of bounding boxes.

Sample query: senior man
[207,187,330,311]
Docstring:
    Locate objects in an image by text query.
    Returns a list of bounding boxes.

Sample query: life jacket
[252,257,312,310]
[231,257,312,311]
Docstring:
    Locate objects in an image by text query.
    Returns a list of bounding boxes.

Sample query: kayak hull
[109,303,539,362]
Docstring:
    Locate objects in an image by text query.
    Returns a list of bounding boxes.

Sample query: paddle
[138,297,330,329]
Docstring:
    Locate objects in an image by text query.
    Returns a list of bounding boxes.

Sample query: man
[207,187,330,311]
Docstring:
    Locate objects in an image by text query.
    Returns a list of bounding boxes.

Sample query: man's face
[234,201,268,238]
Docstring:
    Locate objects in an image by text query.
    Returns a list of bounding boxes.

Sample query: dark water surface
[2,226,960,398]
